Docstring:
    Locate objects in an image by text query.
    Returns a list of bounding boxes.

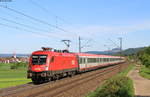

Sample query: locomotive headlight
[44,66,48,70]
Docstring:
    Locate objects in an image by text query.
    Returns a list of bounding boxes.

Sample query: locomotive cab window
[32,55,47,65]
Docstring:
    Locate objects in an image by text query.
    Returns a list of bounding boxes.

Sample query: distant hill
[86,47,146,56]
[0,54,30,58]
[121,47,146,55]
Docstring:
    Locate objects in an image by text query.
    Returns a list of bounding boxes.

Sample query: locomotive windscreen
[32,55,47,65]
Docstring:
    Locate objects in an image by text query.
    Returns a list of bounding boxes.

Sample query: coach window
[100,58,102,63]
[92,58,94,63]
[80,58,82,64]
[96,58,98,63]
[101,58,103,63]
[87,58,89,63]
[110,58,111,61]
[105,58,107,62]
[94,58,96,63]
[80,58,81,64]
[88,58,90,63]
[84,58,86,63]
[83,58,85,64]
[90,58,92,63]
[103,58,105,62]
[79,58,81,64]
[82,58,84,64]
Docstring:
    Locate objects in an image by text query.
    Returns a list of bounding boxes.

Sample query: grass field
[0,63,31,89]
[139,65,150,80]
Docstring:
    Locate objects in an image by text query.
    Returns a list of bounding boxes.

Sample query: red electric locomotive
[27,47,125,83]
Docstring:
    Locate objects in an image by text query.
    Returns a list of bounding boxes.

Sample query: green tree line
[137,46,150,68]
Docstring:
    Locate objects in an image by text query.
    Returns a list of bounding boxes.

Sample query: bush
[138,46,150,68]
[90,76,134,97]
[10,62,28,69]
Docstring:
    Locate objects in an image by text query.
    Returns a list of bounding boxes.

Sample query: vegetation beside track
[86,64,134,97]
[0,63,31,89]
[133,46,150,79]
[139,65,150,80]
[137,46,150,68]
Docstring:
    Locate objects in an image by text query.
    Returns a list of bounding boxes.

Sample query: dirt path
[128,65,150,97]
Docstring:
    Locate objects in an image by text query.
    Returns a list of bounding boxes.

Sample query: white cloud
[68,21,150,37]
[16,20,150,39]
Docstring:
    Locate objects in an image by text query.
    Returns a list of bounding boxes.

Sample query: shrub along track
[0,62,129,97]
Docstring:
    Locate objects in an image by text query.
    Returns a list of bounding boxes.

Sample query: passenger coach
[77,53,124,71]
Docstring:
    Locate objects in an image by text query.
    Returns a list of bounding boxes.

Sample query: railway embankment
[128,65,150,97]
[87,63,134,97]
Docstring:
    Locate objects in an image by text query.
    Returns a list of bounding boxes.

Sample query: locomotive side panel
[48,53,79,75]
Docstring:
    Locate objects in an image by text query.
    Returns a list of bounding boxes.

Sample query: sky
[0,0,150,54]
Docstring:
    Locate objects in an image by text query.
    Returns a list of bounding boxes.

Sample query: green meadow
[0,63,31,89]
[139,65,150,80]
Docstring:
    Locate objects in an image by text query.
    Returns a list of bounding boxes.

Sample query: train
[27,47,125,83]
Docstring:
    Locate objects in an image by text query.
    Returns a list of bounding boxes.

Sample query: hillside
[86,47,146,56]
[121,47,146,55]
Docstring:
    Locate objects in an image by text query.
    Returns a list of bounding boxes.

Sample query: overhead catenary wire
[108,38,120,48]
[29,0,73,25]
[0,5,70,33]
[0,4,93,51]
[0,2,97,54]
[0,16,51,33]
[0,8,51,28]
[29,0,93,39]
[29,0,80,38]
[0,22,52,38]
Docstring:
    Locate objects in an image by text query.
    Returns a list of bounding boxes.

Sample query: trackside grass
[0,63,31,89]
[86,64,135,97]
[139,65,150,80]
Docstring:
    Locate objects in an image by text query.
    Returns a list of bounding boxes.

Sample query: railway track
[0,62,129,97]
